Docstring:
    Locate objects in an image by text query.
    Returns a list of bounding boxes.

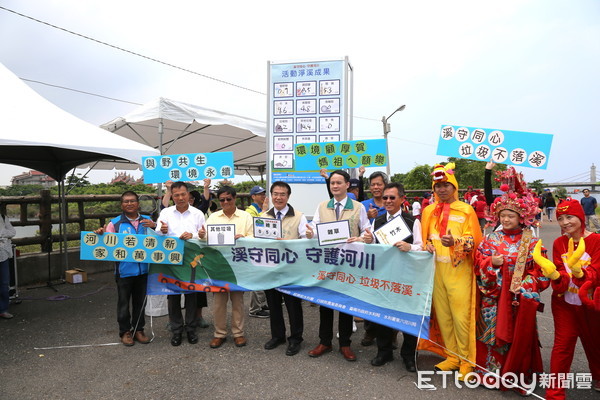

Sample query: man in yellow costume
[421,162,482,379]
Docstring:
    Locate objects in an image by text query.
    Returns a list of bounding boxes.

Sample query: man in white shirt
[363,182,422,371]
[305,170,370,362]
[156,181,206,346]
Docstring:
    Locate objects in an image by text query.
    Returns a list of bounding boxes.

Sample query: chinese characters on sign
[80,232,184,265]
[294,139,388,171]
[253,217,282,239]
[269,59,349,183]
[206,224,236,246]
[437,125,553,169]
[142,151,234,184]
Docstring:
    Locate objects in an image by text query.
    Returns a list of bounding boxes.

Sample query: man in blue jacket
[95,191,157,346]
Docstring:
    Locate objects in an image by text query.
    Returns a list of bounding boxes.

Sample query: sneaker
[249,310,270,318]
[0,312,14,319]
[594,380,600,392]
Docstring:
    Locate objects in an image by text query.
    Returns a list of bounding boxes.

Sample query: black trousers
[168,293,197,334]
[116,274,147,336]
[265,289,303,344]
[366,320,417,359]
[319,306,353,347]
[196,292,208,308]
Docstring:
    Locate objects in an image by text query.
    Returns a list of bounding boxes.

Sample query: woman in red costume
[534,199,600,398]
[475,167,550,391]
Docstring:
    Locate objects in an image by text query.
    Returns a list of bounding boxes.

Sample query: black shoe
[249,310,270,318]
[403,358,416,372]
[264,337,286,350]
[286,342,301,356]
[361,334,375,347]
[171,333,182,346]
[187,331,198,344]
[371,353,394,367]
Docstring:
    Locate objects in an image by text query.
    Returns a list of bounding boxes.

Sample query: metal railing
[0,190,253,253]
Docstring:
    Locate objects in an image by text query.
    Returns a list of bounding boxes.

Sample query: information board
[268,59,350,183]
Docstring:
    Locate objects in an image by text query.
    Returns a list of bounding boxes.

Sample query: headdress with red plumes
[487,167,540,227]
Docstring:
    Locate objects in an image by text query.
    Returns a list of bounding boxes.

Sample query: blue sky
[0,0,598,186]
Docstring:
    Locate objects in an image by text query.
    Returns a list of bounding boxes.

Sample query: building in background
[10,170,56,187]
[110,172,144,185]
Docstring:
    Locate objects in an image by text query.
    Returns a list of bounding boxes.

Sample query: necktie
[276,211,282,220]
[335,202,342,221]
[388,214,393,222]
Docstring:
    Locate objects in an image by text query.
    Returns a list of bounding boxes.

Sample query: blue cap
[250,186,266,195]
[349,178,360,189]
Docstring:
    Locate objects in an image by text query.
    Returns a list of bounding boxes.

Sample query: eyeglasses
[382,196,397,200]
[218,197,234,202]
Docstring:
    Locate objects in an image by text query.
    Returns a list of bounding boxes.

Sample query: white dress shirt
[156,205,205,239]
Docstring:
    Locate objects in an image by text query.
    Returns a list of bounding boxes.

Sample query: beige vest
[263,205,303,239]
[317,198,362,237]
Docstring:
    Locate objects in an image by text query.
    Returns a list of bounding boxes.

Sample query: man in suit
[363,182,422,371]
[262,181,308,356]
[306,169,371,361]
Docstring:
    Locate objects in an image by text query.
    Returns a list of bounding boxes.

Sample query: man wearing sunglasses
[363,182,422,371]
[199,186,253,349]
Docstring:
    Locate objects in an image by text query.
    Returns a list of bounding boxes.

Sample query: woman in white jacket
[0,211,16,319]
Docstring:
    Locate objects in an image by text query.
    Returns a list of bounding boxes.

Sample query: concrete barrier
[15,248,112,286]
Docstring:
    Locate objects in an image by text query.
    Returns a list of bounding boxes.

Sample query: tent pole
[156,120,164,200]
[60,179,69,270]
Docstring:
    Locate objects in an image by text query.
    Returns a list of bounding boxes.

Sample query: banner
[294,138,388,171]
[80,232,184,265]
[436,124,553,169]
[142,151,234,183]
[147,238,434,338]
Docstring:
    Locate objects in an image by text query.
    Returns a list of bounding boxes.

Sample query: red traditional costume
[475,168,549,390]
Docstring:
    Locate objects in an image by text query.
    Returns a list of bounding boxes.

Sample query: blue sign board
[80,232,184,265]
[436,125,553,169]
[142,152,234,184]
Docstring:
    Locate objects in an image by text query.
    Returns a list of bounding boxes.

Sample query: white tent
[99,97,267,175]
[0,63,160,181]
[0,62,160,272]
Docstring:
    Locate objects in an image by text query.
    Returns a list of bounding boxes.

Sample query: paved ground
[0,219,598,400]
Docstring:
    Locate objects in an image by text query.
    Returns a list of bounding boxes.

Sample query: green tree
[528,179,545,194]
[554,186,567,199]
[399,165,433,190]
[65,173,91,188]
[447,158,507,189]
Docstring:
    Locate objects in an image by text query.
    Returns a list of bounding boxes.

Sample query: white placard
[316,220,351,246]
[374,215,412,245]
[253,217,282,239]
[206,224,236,246]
